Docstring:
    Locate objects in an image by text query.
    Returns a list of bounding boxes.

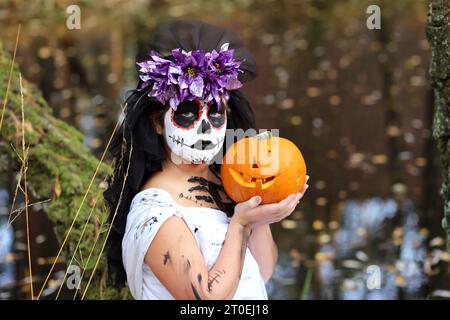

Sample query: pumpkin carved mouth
[228,168,277,190]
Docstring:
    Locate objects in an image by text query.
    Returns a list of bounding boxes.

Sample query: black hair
[103,19,258,288]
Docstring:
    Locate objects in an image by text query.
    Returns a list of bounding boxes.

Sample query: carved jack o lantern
[221,132,307,204]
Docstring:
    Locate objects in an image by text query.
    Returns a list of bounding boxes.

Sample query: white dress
[122,187,268,300]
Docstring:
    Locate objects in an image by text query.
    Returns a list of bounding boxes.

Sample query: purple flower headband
[137,43,244,110]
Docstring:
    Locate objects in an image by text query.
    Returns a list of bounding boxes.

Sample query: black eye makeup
[172,100,200,128]
[207,101,226,128]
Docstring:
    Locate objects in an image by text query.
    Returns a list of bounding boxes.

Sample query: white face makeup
[163,98,227,164]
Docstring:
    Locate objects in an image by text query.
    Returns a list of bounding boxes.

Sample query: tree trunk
[427,0,450,251]
[0,44,129,299]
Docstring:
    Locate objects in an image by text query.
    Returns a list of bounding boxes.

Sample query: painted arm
[145,215,251,300]
[248,225,278,282]
[145,193,302,300]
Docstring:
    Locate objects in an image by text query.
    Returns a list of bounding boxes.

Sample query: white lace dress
[122,187,268,300]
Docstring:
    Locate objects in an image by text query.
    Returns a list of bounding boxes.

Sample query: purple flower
[172,48,206,99]
[137,50,183,109]
[137,42,244,110]
[204,43,243,108]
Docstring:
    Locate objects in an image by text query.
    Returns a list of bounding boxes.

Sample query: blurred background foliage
[0,0,449,299]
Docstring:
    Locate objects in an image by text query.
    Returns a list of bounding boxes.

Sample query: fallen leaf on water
[431,290,450,298]
[341,259,363,269]
[395,276,406,287]
[429,237,444,247]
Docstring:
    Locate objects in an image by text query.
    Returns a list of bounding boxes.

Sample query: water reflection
[266,253,300,300]
[268,197,428,300]
[0,189,14,299]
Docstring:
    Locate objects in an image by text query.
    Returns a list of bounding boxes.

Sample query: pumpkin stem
[256,130,272,140]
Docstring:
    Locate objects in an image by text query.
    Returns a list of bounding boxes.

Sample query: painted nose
[197,119,211,134]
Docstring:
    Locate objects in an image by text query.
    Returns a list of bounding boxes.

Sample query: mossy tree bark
[427,0,450,250]
[0,45,129,299]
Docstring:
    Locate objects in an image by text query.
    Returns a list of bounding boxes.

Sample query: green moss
[0,45,129,299]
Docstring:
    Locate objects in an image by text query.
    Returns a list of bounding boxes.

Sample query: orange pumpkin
[221,131,307,204]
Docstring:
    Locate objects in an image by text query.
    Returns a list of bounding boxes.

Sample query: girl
[103,19,309,300]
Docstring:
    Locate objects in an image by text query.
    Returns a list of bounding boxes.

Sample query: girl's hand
[231,175,310,229]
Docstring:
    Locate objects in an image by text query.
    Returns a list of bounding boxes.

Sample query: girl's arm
[146,216,251,300]
[145,193,301,300]
[248,225,278,282]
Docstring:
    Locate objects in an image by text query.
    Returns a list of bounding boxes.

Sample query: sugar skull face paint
[164,98,226,163]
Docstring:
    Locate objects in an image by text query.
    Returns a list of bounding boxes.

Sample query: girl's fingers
[288,193,302,208]
[249,188,307,224]
[287,195,301,211]
[278,194,298,213]
[280,193,297,206]
[300,183,309,194]
[284,199,300,217]
[251,203,281,219]
[281,192,303,217]
[275,194,300,219]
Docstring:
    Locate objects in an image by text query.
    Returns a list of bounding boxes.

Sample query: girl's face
[163,98,227,164]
